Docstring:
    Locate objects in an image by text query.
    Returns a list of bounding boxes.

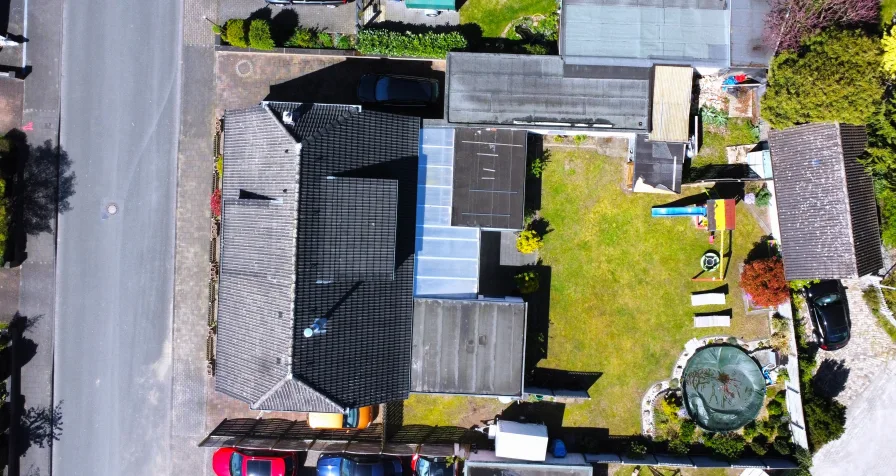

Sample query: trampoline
[681,345,766,432]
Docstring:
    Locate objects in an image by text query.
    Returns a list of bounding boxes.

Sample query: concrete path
[53,0,182,474]
[812,358,896,475]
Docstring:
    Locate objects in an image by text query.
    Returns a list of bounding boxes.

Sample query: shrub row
[218,18,353,51]
[356,29,467,59]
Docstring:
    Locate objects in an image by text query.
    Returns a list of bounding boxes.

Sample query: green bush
[573,134,587,146]
[522,42,549,55]
[804,393,846,451]
[757,418,777,439]
[514,270,540,294]
[789,279,819,291]
[286,28,316,48]
[248,19,275,50]
[223,19,247,48]
[773,437,792,455]
[626,441,647,459]
[743,421,759,440]
[529,155,549,177]
[317,32,334,48]
[774,390,787,404]
[750,440,768,456]
[861,95,896,187]
[356,29,467,58]
[766,399,784,416]
[700,106,729,127]
[763,29,884,129]
[216,155,223,176]
[668,438,689,455]
[335,34,354,50]
[876,184,896,248]
[755,187,772,207]
[679,419,696,444]
[704,433,746,461]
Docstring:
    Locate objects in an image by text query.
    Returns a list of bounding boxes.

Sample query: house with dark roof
[768,123,883,280]
[216,101,420,412]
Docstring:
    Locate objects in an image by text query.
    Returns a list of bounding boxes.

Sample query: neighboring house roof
[446,53,650,130]
[730,0,774,67]
[560,0,730,68]
[452,128,528,230]
[768,123,883,280]
[632,134,686,194]
[216,102,420,412]
[411,298,527,397]
[650,66,693,143]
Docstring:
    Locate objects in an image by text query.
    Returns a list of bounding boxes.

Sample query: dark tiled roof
[411,298,527,396]
[217,102,420,411]
[312,177,399,282]
[769,123,883,279]
[451,128,528,230]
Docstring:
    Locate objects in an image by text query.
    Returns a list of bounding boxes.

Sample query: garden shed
[768,123,883,279]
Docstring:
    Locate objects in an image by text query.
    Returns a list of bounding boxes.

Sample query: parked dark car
[805,280,851,350]
[356,74,440,106]
[266,0,346,5]
[411,454,456,476]
[212,447,298,476]
[317,454,403,476]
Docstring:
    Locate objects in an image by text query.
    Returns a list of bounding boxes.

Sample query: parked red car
[212,447,298,476]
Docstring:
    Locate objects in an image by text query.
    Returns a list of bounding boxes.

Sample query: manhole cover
[236,60,253,77]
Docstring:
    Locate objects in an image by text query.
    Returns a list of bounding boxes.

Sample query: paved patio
[215,50,446,118]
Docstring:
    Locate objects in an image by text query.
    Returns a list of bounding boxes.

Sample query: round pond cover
[681,345,766,431]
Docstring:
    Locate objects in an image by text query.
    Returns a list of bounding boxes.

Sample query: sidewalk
[15,0,64,472]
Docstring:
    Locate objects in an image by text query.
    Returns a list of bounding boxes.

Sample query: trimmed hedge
[248,19,275,50]
[356,29,467,58]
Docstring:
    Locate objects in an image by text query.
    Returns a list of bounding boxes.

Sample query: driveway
[216,51,446,119]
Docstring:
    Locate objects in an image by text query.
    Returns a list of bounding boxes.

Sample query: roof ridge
[251,374,345,412]
[302,106,359,146]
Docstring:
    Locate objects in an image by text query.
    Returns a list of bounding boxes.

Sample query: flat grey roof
[561,0,730,68]
[730,0,774,66]
[411,298,527,396]
[452,128,528,230]
[447,53,650,130]
[465,462,593,476]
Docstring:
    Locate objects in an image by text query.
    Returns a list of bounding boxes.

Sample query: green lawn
[538,148,769,434]
[459,0,557,37]
[402,394,507,428]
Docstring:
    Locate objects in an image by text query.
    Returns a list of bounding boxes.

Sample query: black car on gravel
[356,74,440,106]
[806,280,851,350]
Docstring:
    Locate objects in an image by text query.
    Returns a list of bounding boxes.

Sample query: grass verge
[863,287,896,342]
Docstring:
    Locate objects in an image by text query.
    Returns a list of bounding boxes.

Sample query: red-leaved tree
[740,257,789,307]
[211,189,222,217]
[764,0,879,52]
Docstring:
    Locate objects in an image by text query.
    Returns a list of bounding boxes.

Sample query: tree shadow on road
[1,130,76,266]
[813,358,850,399]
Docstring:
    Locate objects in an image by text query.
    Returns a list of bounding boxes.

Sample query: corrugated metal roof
[411,298,527,396]
[561,0,730,68]
[414,128,481,297]
[650,66,693,143]
[446,53,650,130]
[768,123,883,279]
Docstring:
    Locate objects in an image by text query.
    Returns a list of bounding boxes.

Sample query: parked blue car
[317,454,403,476]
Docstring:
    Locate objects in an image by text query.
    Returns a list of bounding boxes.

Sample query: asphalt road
[54,0,182,474]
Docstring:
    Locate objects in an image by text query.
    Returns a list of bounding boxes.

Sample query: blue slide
[651,206,706,217]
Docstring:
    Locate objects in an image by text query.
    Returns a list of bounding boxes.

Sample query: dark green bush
[249,19,275,50]
[286,28,316,48]
[667,438,689,455]
[679,419,696,444]
[755,187,772,207]
[356,29,467,58]
[876,184,896,248]
[766,399,784,416]
[223,19,247,48]
[750,440,768,456]
[804,393,846,451]
[522,43,549,55]
[757,419,777,439]
[742,421,759,440]
[773,437,792,455]
[626,441,647,459]
[317,32,334,48]
[763,29,884,128]
[704,433,746,461]
[335,34,354,50]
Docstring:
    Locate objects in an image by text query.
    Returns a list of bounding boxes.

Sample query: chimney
[282,111,294,126]
[303,317,328,338]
